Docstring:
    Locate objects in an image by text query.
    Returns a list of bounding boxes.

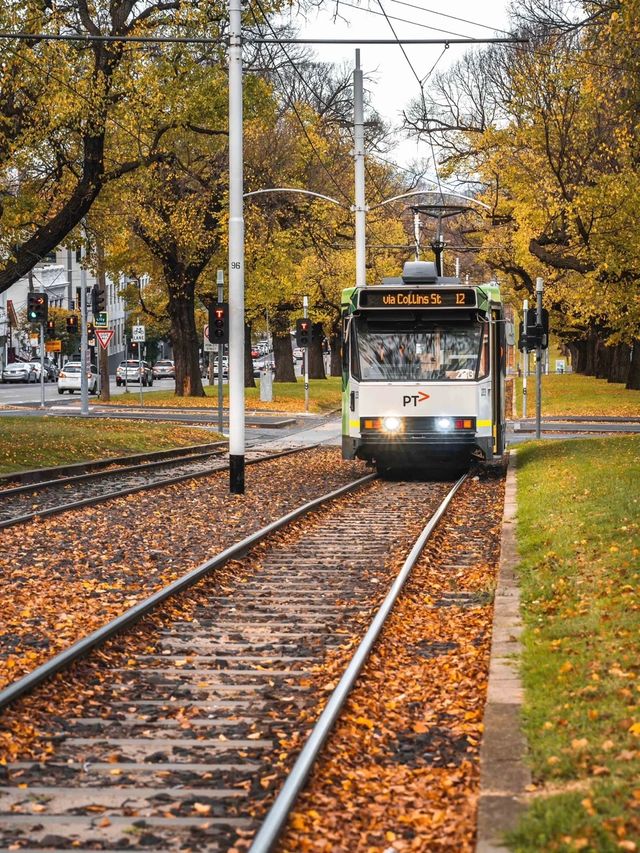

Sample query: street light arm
[243,187,349,208]
[369,188,491,211]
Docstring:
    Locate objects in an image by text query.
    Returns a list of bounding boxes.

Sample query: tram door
[490,308,505,455]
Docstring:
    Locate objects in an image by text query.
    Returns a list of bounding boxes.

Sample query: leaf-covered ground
[0,448,367,703]
[0,416,218,474]
[271,475,505,852]
[97,378,342,413]
[509,437,640,852]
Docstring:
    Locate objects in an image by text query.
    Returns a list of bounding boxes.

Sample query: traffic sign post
[96,329,114,350]
[132,324,145,406]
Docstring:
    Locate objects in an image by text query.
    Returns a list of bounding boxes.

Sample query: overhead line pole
[228,0,245,495]
[353,49,366,289]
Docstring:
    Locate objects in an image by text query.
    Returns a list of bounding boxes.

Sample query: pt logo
[402,391,430,407]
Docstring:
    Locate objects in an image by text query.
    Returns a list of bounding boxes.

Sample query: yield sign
[96,328,114,350]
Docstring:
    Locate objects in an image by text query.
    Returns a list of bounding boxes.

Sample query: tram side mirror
[505,321,515,346]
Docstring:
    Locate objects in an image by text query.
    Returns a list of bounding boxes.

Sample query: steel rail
[249,471,468,853]
[0,444,316,531]
[0,447,228,498]
[0,441,227,488]
[0,472,376,713]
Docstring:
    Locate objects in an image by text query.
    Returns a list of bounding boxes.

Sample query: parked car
[57,364,98,394]
[1,362,37,383]
[153,359,175,380]
[116,360,154,386]
[292,347,304,361]
[43,358,59,381]
[213,356,229,378]
[28,361,47,382]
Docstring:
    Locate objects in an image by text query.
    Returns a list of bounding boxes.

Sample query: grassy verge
[101,376,343,414]
[508,436,640,852]
[0,416,218,474]
[513,373,640,418]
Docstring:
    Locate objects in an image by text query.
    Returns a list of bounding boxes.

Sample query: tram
[341,260,506,474]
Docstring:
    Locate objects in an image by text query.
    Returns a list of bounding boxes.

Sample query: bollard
[260,366,273,402]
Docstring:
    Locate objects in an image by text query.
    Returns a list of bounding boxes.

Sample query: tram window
[355,321,484,381]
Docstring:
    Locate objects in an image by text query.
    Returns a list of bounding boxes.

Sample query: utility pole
[535,277,544,439]
[303,295,309,413]
[353,50,366,289]
[38,290,45,410]
[217,268,225,435]
[228,0,245,494]
[80,243,89,416]
[522,298,528,419]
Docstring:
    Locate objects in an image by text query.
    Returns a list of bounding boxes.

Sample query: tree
[0,0,181,294]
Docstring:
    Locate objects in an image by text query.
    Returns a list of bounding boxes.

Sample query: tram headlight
[382,416,402,433]
[436,417,454,431]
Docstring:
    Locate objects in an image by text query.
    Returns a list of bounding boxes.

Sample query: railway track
[0,472,468,851]
[0,444,313,530]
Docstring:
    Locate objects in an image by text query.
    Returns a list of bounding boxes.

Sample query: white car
[292,347,304,361]
[58,364,98,395]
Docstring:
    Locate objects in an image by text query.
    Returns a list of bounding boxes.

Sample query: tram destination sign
[359,288,477,309]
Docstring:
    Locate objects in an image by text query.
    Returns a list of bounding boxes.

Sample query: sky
[276,0,513,172]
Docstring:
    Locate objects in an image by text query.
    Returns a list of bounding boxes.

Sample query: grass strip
[0,416,217,474]
[99,376,343,413]
[508,436,640,852]
[513,374,640,418]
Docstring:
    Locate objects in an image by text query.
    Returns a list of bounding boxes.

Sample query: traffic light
[209,302,229,344]
[130,341,138,353]
[27,292,48,324]
[91,284,105,316]
[87,322,95,338]
[46,319,55,338]
[295,318,312,347]
[66,315,79,334]
[518,309,549,352]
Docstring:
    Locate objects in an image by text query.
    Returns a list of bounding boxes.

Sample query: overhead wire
[248,1,352,204]
[335,0,473,40]
[387,0,513,36]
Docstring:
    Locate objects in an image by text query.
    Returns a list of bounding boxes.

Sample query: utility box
[260,366,273,402]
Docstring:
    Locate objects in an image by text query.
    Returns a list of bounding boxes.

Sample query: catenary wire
[388,0,514,36]
[335,0,473,40]
[247,4,353,204]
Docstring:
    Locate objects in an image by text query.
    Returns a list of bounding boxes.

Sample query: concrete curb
[476,453,531,853]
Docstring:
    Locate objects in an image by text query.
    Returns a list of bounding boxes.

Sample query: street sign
[95,311,108,329]
[203,324,215,352]
[96,329,114,350]
[132,324,145,342]
[45,339,62,352]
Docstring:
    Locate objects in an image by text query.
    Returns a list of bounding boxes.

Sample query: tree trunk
[572,340,588,374]
[595,338,611,379]
[608,343,631,384]
[329,331,342,377]
[167,285,205,397]
[584,331,598,376]
[272,308,296,382]
[308,322,326,379]
[626,340,640,390]
[244,321,255,389]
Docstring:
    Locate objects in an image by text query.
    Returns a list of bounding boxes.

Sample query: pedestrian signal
[209,302,229,344]
[295,318,312,347]
[66,315,79,334]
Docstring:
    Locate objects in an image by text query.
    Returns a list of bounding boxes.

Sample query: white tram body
[341,261,506,473]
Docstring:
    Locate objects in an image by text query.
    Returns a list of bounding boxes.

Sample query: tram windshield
[355,321,488,382]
